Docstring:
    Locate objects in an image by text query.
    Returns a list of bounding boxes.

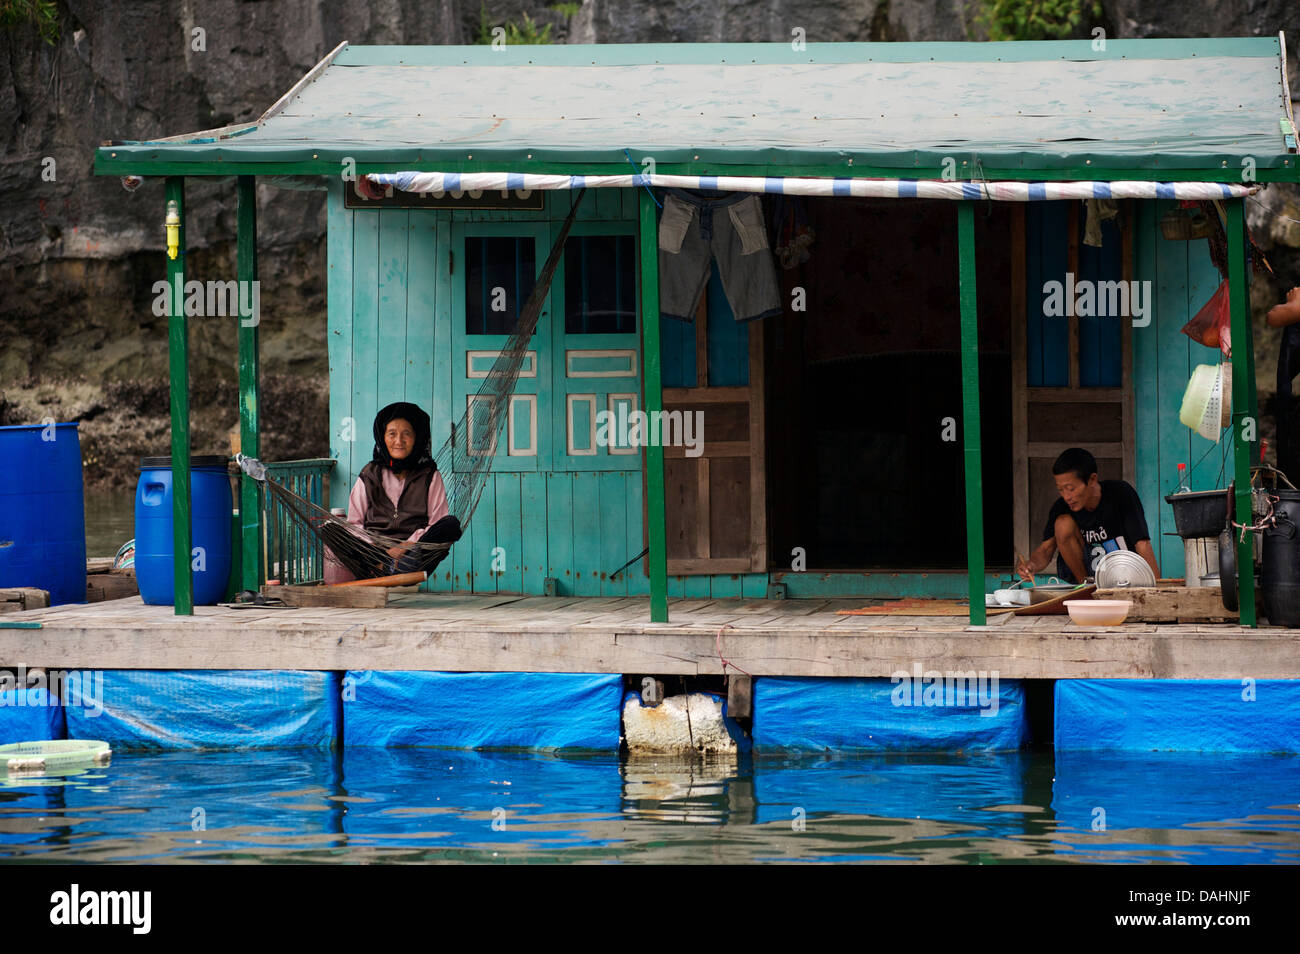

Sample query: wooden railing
[263,458,336,585]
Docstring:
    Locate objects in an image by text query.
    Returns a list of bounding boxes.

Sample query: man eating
[1016,447,1160,584]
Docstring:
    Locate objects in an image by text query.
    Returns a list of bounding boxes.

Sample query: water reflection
[0,749,1296,864]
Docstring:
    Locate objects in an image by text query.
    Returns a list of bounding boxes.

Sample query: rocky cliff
[0,0,1297,488]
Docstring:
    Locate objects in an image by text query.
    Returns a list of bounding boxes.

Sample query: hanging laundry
[1082,197,1119,247]
[770,194,816,268]
[658,188,782,323]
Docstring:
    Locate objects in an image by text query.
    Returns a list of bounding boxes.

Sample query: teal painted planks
[599,471,628,596]
[1076,217,1123,387]
[469,476,497,593]
[683,575,711,598]
[624,472,649,596]
[429,212,455,591]
[521,472,548,594]
[741,572,770,598]
[377,210,410,410]
[1025,203,1070,387]
[547,472,575,595]
[571,472,601,596]
[406,213,437,412]
[494,472,524,593]
[1149,197,1237,579]
[1149,200,1214,577]
[326,180,355,511]
[1184,230,1232,489]
[351,211,381,506]
[709,575,743,599]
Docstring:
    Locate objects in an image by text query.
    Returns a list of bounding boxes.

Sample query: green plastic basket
[0,740,112,774]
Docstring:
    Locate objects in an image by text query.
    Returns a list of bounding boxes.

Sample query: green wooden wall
[326,183,1226,597]
[1132,200,1235,578]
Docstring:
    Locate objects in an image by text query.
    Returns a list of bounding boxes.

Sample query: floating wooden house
[94,37,1300,626]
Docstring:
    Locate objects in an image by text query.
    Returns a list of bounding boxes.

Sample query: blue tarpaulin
[0,688,66,744]
[1054,679,1300,753]
[342,671,623,750]
[752,676,1029,753]
[64,670,342,750]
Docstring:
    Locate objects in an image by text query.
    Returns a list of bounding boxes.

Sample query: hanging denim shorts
[657,189,783,323]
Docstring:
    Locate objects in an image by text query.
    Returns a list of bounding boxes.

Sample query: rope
[715,623,751,677]
[1248,192,1300,227]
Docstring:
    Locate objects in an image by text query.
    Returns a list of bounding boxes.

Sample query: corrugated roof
[95,38,1299,179]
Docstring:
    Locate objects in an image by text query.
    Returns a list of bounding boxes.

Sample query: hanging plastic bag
[1181,279,1231,358]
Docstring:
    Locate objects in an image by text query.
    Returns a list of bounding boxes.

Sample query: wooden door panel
[652,284,768,576]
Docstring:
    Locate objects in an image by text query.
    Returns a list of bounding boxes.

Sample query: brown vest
[358,461,434,538]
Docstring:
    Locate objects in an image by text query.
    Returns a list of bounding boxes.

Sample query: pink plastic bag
[1182,280,1231,357]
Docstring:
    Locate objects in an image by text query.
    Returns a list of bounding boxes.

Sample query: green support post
[639,189,669,622]
[165,176,193,615]
[237,176,263,590]
[1226,199,1257,627]
[957,202,986,625]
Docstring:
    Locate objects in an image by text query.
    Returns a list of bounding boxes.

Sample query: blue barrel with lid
[0,423,87,605]
[134,456,231,606]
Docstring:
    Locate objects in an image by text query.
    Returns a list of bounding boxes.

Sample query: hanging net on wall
[238,189,590,582]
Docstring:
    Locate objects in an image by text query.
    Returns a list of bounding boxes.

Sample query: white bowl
[1065,599,1132,626]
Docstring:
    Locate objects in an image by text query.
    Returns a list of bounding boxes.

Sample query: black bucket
[1261,490,1300,627]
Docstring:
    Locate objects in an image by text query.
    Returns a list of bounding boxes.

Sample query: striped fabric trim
[368,171,1257,202]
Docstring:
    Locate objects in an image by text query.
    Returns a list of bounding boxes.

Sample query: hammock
[238,189,590,583]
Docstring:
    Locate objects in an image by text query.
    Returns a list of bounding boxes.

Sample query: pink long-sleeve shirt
[323,468,450,583]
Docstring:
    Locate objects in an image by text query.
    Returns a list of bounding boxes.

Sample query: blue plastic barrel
[0,423,87,605]
[134,456,232,606]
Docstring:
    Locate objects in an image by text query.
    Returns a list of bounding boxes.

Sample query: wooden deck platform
[1,594,1298,679]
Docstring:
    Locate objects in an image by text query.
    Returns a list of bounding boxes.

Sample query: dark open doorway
[766,197,1014,570]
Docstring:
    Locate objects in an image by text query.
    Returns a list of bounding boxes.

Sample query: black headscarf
[372,402,434,474]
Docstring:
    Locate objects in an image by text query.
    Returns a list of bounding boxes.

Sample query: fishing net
[238,189,590,583]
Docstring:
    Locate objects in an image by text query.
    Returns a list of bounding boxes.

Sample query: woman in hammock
[322,402,462,583]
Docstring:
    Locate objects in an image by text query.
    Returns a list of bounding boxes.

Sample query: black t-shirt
[1042,479,1151,583]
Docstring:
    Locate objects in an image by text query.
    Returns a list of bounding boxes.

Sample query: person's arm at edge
[1124,480,1161,580]
[1135,538,1161,580]
[1018,536,1058,582]
[1266,287,1300,327]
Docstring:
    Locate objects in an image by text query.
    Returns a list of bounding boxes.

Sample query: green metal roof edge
[92,153,1300,183]
[334,37,1280,66]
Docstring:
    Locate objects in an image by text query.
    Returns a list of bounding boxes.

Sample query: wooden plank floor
[1,594,1298,678]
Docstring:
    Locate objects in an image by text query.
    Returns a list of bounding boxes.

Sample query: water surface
[1,749,1296,864]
